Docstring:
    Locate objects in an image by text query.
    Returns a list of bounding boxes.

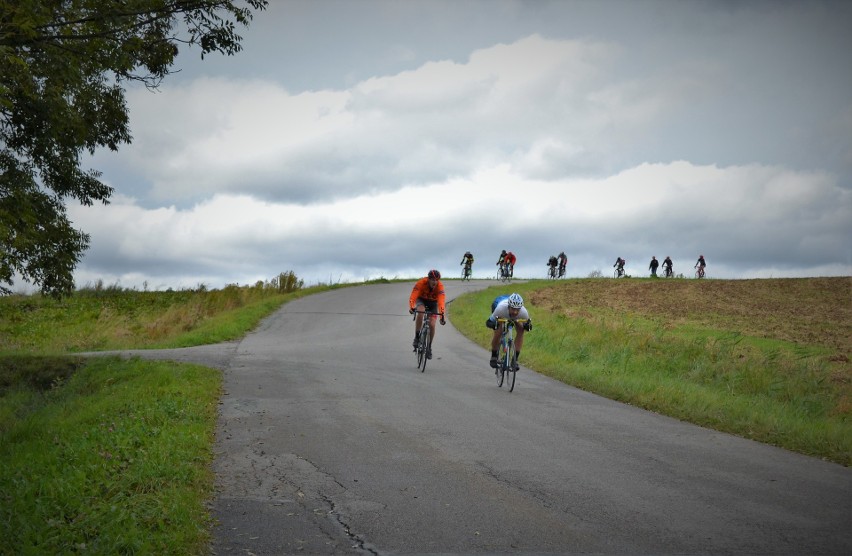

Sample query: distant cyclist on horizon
[547,255,558,278]
[460,251,474,278]
[695,255,707,277]
[505,251,517,277]
[496,250,508,277]
[663,256,674,277]
[485,293,532,371]
[408,270,446,359]
[557,251,567,277]
[614,257,625,277]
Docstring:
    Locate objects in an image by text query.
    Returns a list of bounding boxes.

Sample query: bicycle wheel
[507,339,517,392]
[420,335,431,372]
[416,324,429,371]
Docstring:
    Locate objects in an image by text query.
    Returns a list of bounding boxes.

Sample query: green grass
[0,356,219,555]
[0,280,337,353]
[450,279,851,466]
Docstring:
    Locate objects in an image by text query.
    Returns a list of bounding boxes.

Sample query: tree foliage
[0,0,267,297]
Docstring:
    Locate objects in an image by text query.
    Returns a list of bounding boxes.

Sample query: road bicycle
[695,266,706,279]
[547,265,557,279]
[613,266,625,278]
[498,264,512,282]
[663,266,674,278]
[461,263,472,281]
[412,309,442,372]
[494,317,527,392]
[558,264,566,279]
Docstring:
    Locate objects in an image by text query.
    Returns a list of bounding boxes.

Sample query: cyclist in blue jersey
[485,293,532,370]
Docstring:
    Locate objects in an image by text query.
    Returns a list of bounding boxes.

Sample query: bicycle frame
[412,309,442,372]
[494,317,527,392]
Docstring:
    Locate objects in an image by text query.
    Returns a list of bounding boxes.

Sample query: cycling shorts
[416,298,438,314]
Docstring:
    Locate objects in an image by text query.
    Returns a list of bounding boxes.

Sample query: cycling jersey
[409,277,446,314]
[490,298,530,321]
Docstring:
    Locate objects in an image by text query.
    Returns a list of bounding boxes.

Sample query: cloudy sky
[69,0,851,290]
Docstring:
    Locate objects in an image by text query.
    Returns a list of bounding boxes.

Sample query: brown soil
[529,277,851,355]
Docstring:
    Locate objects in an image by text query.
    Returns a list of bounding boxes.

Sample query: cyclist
[613,257,625,277]
[695,254,706,277]
[649,256,659,277]
[557,251,567,277]
[496,249,508,277]
[485,293,532,370]
[547,255,558,278]
[408,270,446,359]
[663,256,674,277]
[505,251,517,277]
[460,251,474,277]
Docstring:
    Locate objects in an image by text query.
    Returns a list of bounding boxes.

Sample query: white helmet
[507,293,524,308]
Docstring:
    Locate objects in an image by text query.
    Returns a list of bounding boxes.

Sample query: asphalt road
[101,281,851,555]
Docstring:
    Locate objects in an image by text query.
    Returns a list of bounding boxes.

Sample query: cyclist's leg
[413,299,426,346]
[489,326,501,368]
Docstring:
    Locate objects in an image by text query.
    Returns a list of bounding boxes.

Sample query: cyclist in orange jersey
[408,269,446,359]
[505,251,517,277]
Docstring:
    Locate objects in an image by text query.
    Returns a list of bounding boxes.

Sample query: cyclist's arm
[408,279,425,310]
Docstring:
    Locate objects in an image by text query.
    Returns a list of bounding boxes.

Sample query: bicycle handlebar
[412,309,444,320]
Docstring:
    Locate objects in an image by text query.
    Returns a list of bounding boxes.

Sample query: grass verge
[0,356,219,554]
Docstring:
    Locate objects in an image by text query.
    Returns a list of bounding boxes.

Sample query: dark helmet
[428,269,441,280]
